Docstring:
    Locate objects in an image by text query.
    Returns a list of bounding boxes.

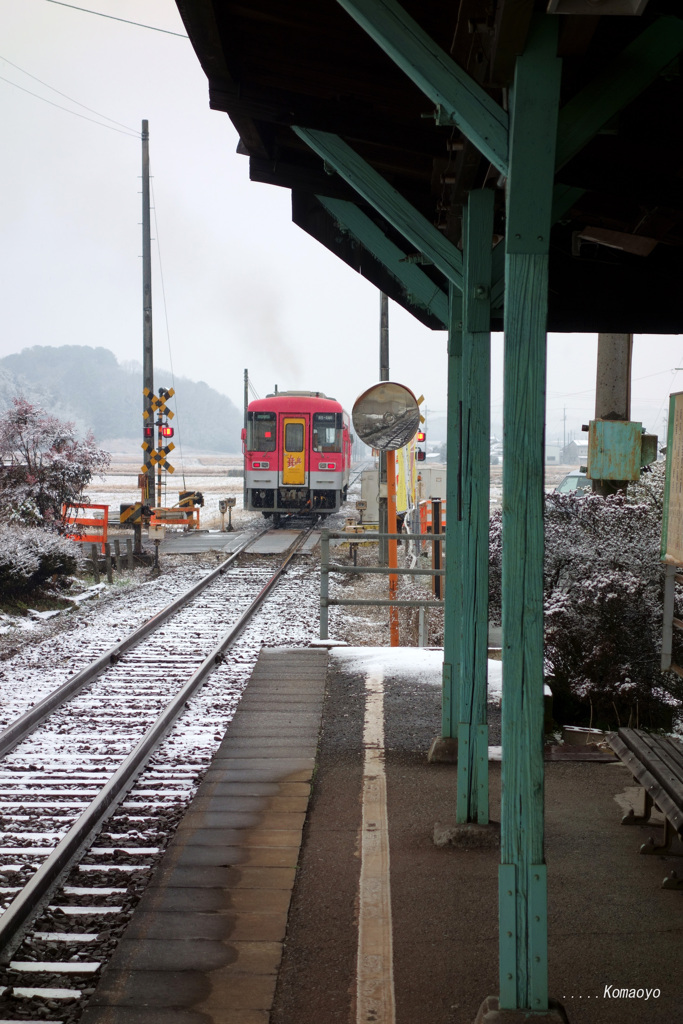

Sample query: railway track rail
[0,526,268,761]
[0,525,318,1022]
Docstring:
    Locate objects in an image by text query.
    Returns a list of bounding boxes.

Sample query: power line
[547,367,683,401]
[41,1,188,38]
[0,72,139,137]
[0,53,137,133]
[150,175,187,490]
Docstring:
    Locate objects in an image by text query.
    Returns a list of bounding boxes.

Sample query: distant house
[561,439,589,465]
[545,444,562,464]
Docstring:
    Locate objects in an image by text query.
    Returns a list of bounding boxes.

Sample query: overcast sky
[1,0,682,447]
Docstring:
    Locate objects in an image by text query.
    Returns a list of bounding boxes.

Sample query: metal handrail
[319,528,443,640]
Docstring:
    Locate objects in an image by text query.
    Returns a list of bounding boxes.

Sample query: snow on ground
[87,472,245,530]
[330,646,503,702]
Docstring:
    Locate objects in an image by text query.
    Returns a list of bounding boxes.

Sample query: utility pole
[142,119,154,500]
[378,292,389,565]
[592,333,633,496]
[243,369,249,433]
[243,368,249,507]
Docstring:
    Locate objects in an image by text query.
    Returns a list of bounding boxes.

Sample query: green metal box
[587,419,643,481]
[641,433,659,466]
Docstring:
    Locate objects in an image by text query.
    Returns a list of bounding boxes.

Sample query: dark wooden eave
[175,0,683,333]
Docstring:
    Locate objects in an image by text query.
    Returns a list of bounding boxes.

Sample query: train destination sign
[352,382,420,451]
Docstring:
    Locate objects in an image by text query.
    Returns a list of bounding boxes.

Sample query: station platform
[82,648,681,1024]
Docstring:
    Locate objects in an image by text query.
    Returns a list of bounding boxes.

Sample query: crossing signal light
[143,426,154,439]
[160,425,174,438]
[417,431,426,442]
[416,450,426,462]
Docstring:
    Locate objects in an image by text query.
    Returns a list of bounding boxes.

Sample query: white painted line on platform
[356,669,395,1024]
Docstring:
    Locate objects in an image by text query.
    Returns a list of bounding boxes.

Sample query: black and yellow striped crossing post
[141,387,176,510]
[119,502,147,557]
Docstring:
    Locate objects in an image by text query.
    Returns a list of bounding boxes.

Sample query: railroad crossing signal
[140,442,175,474]
[141,384,176,474]
[142,386,177,507]
[143,386,175,420]
[119,502,151,525]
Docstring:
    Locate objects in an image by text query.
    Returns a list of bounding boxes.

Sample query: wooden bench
[608,727,683,888]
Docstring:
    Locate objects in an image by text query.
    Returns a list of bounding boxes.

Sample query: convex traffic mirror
[352,382,420,451]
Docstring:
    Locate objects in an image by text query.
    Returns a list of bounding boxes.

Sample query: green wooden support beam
[293,127,463,291]
[316,196,449,326]
[555,15,683,173]
[491,184,584,310]
[335,0,508,176]
[500,16,561,1012]
[442,286,463,738]
[455,189,493,825]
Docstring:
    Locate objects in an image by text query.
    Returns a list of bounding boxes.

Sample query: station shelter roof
[175,1,683,335]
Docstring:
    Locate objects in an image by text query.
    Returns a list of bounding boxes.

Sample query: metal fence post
[90,544,100,584]
[432,497,442,599]
[104,543,113,584]
[418,606,428,647]
[320,528,330,640]
[661,563,676,671]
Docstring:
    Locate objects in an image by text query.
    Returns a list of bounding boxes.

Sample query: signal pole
[142,120,154,500]
[378,293,389,565]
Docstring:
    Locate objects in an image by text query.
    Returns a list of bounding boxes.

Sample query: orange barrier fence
[419,498,446,597]
[419,498,446,536]
[62,503,109,553]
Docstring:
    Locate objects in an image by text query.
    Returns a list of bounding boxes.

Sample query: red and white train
[243,391,352,523]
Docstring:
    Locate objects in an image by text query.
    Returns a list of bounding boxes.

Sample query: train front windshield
[313,412,342,453]
[248,412,276,451]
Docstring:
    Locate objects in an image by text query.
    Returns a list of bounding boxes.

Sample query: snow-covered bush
[627,458,666,515]
[0,523,80,597]
[489,489,680,730]
[0,398,110,524]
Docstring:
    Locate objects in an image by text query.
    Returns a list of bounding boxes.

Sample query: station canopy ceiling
[176,1,683,334]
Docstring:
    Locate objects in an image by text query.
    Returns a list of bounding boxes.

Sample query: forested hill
[0,346,243,453]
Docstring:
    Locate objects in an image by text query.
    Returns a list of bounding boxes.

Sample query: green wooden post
[442,285,463,739]
[456,189,493,824]
[500,17,561,1012]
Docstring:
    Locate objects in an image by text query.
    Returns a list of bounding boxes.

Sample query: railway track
[0,525,321,1023]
